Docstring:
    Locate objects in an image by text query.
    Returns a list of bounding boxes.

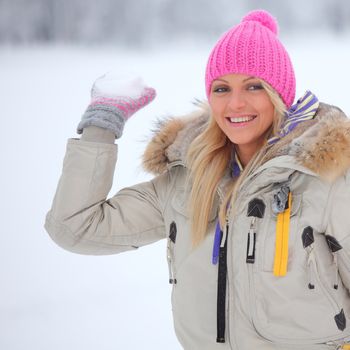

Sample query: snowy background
[1,1,350,350]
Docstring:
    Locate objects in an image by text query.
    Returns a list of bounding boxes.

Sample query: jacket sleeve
[44,138,169,255]
[325,172,350,291]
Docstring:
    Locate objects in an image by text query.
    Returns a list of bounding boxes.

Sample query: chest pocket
[258,191,303,273]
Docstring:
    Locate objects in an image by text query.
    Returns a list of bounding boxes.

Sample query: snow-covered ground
[1,34,350,350]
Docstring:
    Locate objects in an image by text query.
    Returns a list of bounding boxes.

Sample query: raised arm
[44,73,170,255]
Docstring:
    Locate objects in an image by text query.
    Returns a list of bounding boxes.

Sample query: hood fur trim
[142,101,210,174]
[142,101,350,182]
[292,104,350,182]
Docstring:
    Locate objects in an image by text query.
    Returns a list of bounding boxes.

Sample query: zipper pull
[307,247,315,289]
[246,217,256,264]
[220,218,229,249]
[333,253,339,290]
[167,222,178,285]
[325,235,343,290]
[167,244,176,284]
[302,226,315,289]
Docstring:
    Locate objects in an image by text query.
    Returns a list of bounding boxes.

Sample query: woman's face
[209,73,275,155]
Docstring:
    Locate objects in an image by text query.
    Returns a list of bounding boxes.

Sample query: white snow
[91,71,149,100]
[0,34,349,350]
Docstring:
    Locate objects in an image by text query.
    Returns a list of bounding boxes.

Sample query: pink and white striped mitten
[77,72,156,138]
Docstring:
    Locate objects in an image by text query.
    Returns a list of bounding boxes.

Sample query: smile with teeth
[228,115,257,123]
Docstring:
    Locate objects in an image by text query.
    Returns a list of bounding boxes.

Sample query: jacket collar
[142,100,350,183]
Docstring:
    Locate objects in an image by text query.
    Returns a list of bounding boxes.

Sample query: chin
[227,135,254,145]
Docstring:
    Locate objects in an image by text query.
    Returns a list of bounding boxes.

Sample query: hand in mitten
[77,72,156,138]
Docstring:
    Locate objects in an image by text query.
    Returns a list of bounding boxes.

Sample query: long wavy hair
[186,80,287,246]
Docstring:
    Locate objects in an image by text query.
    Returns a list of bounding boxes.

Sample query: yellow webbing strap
[273,192,292,277]
[342,345,350,350]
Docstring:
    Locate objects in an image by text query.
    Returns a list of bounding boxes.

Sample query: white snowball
[92,71,147,99]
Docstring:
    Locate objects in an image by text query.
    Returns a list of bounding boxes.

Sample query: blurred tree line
[0,0,349,46]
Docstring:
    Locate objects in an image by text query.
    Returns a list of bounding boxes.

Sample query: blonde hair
[187,80,286,246]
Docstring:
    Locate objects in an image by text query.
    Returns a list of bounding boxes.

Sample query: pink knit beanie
[205,10,296,108]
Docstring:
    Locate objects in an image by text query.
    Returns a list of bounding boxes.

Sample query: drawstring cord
[167,242,177,284]
[306,246,315,289]
[325,234,343,290]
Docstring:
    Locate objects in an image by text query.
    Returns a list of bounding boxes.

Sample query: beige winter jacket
[45,102,350,349]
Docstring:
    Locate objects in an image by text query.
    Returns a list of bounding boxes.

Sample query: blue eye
[247,84,263,91]
[213,86,229,93]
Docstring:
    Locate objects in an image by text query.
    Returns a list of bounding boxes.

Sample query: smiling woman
[209,74,276,166]
[45,8,350,350]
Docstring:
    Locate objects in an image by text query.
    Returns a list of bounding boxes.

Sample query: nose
[228,91,246,110]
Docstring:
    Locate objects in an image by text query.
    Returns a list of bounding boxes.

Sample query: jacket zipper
[216,218,229,343]
[226,218,232,347]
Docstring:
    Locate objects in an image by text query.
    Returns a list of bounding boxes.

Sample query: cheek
[209,95,224,112]
[209,99,225,122]
[257,100,275,125]
[211,110,226,132]
[266,107,275,126]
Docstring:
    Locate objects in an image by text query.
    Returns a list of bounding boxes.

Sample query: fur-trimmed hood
[143,101,350,183]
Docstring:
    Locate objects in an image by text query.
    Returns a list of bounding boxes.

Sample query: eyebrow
[212,76,257,84]
[243,77,257,82]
